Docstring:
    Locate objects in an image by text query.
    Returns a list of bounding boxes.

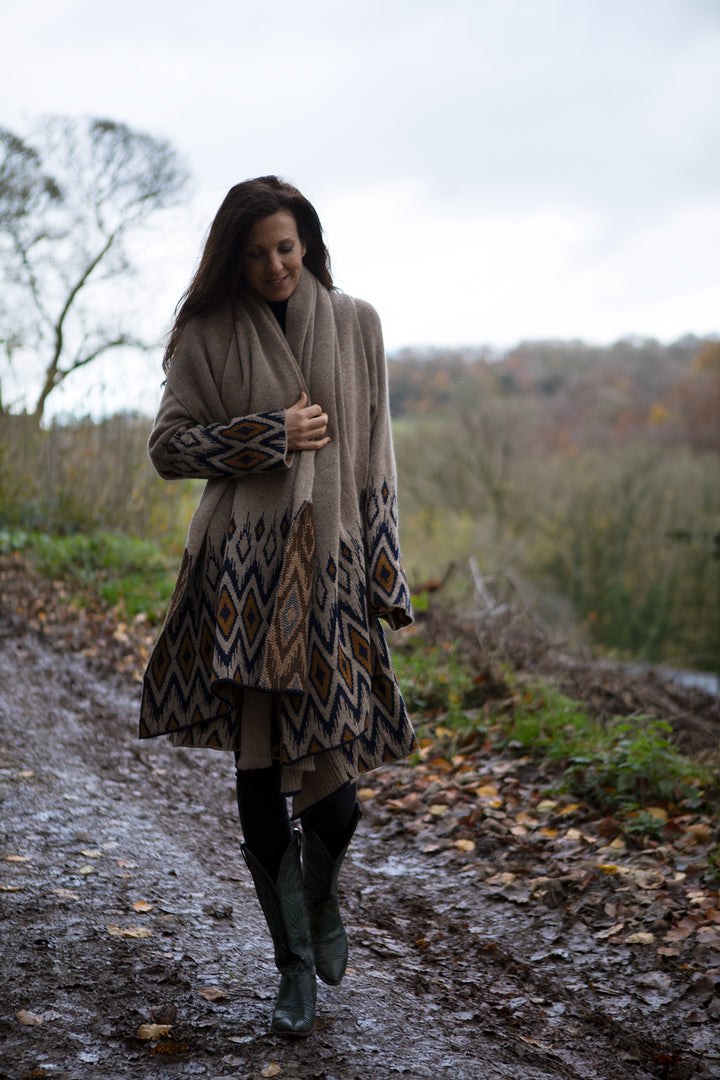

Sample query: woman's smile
[242,210,306,302]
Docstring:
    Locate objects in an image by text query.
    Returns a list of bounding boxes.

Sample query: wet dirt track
[1,630,718,1080]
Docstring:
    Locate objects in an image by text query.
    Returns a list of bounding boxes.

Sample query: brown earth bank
[1,555,719,1080]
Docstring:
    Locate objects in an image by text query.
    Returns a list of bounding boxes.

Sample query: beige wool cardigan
[139,268,416,813]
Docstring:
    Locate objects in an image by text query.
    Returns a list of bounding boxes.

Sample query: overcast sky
[2,0,719,417]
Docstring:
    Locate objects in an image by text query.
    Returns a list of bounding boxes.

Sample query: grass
[0,529,180,623]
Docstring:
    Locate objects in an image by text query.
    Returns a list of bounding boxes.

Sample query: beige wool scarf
[139,268,415,813]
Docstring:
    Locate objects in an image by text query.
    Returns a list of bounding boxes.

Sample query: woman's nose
[268,252,283,273]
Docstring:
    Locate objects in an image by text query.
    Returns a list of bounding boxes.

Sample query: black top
[267,298,289,335]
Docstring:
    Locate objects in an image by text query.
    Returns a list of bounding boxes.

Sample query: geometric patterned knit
[139,268,416,813]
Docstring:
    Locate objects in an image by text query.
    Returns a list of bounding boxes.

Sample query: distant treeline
[388,336,720,454]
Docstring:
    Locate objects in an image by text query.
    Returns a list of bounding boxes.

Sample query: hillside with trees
[389,335,720,673]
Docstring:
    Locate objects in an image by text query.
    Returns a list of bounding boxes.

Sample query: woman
[139,176,415,1036]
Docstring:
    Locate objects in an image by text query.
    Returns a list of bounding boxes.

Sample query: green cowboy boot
[241,831,316,1035]
[301,803,361,985]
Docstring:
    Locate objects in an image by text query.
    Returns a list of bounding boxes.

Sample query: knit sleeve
[357,301,413,630]
[147,311,292,481]
[149,407,291,481]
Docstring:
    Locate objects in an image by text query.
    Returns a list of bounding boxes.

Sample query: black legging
[235,759,357,880]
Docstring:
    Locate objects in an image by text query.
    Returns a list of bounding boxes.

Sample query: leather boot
[301,802,361,985]
[241,831,316,1036]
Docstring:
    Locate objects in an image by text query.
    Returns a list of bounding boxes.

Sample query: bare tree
[0,116,190,421]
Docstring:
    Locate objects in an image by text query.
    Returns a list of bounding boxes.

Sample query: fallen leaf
[624,931,655,945]
[598,864,619,875]
[558,803,582,816]
[17,770,34,779]
[596,923,625,940]
[539,828,558,839]
[518,1035,553,1051]
[357,787,376,801]
[686,822,711,842]
[78,865,94,875]
[515,811,538,827]
[566,828,583,841]
[17,1010,44,1025]
[198,986,227,1001]
[133,900,153,913]
[107,925,153,939]
[429,757,453,774]
[138,1023,172,1040]
[261,1064,282,1078]
[536,799,558,813]
[697,927,720,946]
[453,839,476,852]
[5,855,30,863]
[117,859,138,869]
[644,806,668,822]
[429,804,448,816]
[54,888,80,901]
[476,785,499,798]
[80,849,102,858]
[664,915,701,942]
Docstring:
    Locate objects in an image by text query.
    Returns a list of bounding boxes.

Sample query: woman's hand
[286,392,330,451]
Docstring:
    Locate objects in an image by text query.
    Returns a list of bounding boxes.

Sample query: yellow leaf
[566,828,583,841]
[540,828,558,839]
[476,785,498,798]
[515,812,538,827]
[261,1064,283,1078]
[81,849,102,858]
[107,925,152,939]
[686,823,711,842]
[536,799,558,813]
[625,931,655,945]
[17,770,34,779]
[599,864,619,874]
[138,1024,172,1040]
[608,838,626,851]
[79,865,94,875]
[133,901,153,913]
[645,806,668,822]
[558,803,581,816]
[5,855,30,863]
[454,839,476,852]
[357,788,376,801]
[429,804,448,816]
[434,726,453,737]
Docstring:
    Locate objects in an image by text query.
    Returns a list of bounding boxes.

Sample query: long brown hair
[164,176,334,372]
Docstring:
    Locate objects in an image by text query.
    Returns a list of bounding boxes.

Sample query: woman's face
[241,210,307,302]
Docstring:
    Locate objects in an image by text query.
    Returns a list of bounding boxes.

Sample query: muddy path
[0,626,718,1080]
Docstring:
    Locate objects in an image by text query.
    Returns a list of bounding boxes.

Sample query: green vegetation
[1,528,179,622]
[392,336,720,674]
[393,630,716,833]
